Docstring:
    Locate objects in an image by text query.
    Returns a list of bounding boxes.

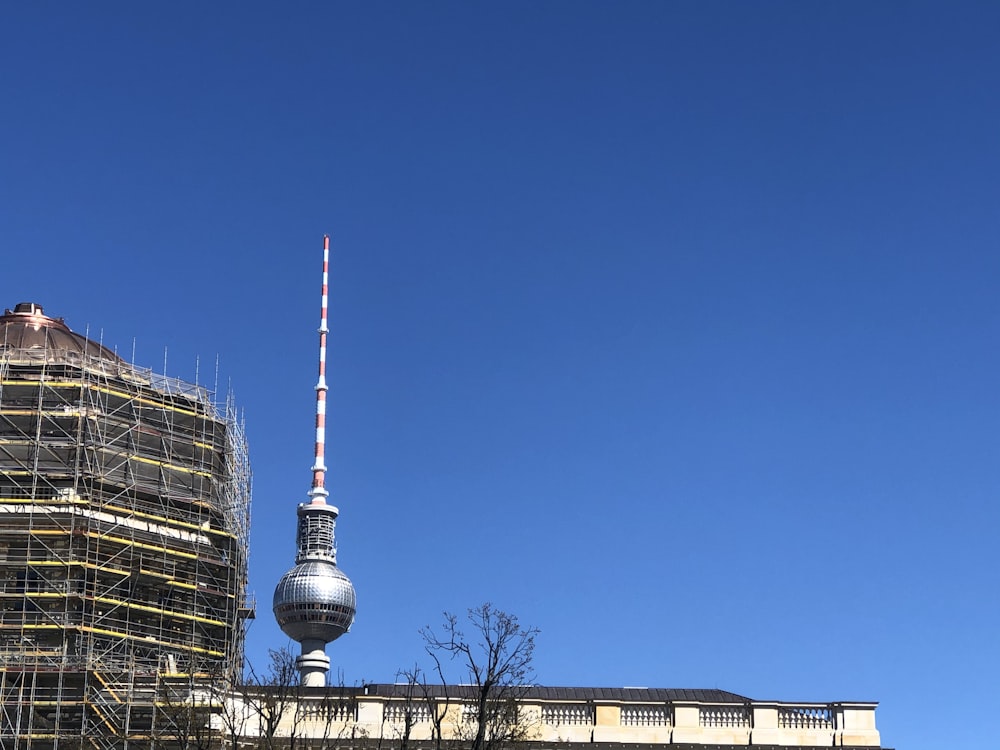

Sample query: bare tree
[372,664,452,750]
[152,669,224,750]
[213,676,246,750]
[376,665,450,750]
[236,647,367,750]
[154,694,219,750]
[241,646,305,750]
[293,682,364,750]
[421,603,539,750]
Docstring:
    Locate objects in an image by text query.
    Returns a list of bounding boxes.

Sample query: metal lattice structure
[0,303,252,750]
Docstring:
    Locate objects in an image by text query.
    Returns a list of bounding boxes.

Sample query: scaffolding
[0,310,252,750]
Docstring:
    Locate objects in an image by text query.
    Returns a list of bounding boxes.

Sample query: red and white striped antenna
[309,235,331,504]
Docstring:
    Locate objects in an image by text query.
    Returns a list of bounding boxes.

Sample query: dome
[273,561,356,643]
[0,303,120,364]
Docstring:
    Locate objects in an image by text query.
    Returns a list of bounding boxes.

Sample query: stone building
[223,683,884,748]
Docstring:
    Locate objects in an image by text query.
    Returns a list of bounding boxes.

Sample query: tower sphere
[273,559,357,643]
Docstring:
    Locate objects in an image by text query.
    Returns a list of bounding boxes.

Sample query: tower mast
[273,235,357,687]
[310,235,330,503]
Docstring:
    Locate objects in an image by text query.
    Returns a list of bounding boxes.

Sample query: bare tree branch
[420,603,539,750]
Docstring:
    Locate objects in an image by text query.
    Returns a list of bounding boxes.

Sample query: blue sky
[3,3,999,748]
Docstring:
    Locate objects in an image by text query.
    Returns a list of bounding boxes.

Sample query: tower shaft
[273,236,357,687]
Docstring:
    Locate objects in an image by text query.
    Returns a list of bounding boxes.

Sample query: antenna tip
[323,235,330,250]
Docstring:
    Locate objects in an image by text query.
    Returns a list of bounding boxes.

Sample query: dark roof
[362,684,750,703]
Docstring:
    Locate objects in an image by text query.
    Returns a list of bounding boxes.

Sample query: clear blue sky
[3,3,998,748]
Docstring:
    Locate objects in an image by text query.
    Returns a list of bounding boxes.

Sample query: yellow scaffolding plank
[26,529,217,557]
[0,380,204,419]
[19,560,235,597]
[1,497,237,540]
[85,531,198,559]
[12,380,87,387]
[3,591,225,624]
[102,502,237,539]
[0,496,87,505]
[0,408,83,417]
[11,624,225,657]
[92,384,202,418]
[91,669,123,703]
[83,699,119,734]
[27,560,131,577]
[0,381,85,389]
[93,595,226,626]
[88,445,212,478]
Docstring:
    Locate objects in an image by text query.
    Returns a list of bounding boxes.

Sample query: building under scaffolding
[0,303,252,750]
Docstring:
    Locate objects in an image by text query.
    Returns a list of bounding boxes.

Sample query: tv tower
[273,235,357,687]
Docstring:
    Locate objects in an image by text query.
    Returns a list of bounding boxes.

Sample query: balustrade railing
[699,705,750,728]
[621,704,671,727]
[542,703,594,726]
[384,702,432,724]
[778,705,833,729]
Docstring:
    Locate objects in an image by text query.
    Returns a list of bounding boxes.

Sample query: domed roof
[0,303,120,364]
[273,560,356,644]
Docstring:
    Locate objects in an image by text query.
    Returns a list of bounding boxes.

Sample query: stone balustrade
[227,687,883,748]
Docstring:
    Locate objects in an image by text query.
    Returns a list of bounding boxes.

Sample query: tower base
[297,639,331,687]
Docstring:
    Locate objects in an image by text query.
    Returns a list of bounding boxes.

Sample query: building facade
[225,683,885,749]
[0,303,252,749]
